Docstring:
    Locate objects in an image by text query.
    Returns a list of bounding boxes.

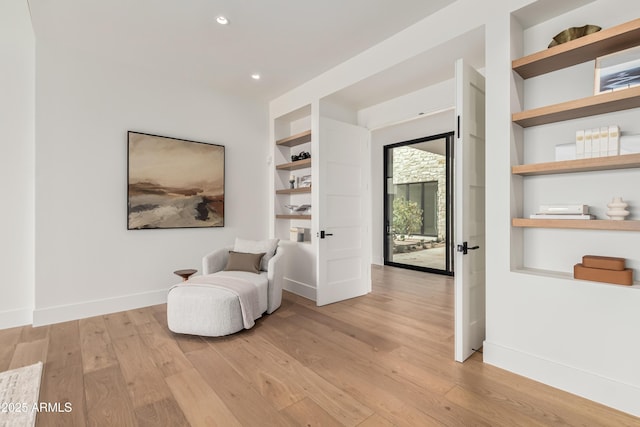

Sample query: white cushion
[234,238,279,271]
[167,286,243,336]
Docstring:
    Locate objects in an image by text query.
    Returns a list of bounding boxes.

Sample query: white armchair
[201,244,285,314]
[168,243,286,337]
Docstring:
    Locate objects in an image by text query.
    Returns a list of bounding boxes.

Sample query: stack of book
[574,255,634,286]
[529,204,594,220]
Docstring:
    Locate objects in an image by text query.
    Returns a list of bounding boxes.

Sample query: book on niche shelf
[529,214,595,219]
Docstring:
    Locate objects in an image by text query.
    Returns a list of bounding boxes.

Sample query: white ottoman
[167,284,244,337]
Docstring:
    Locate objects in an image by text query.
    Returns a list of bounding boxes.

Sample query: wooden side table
[174,269,197,281]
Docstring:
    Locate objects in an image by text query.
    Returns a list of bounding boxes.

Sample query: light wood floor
[2,265,638,426]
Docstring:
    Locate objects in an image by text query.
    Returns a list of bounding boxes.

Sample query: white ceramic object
[606,197,630,220]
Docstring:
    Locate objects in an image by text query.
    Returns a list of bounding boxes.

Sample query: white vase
[606,197,630,220]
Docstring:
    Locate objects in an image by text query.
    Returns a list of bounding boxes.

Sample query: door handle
[320,230,333,239]
[456,241,479,255]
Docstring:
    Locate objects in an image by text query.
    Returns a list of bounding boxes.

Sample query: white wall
[0,0,35,328]
[33,43,268,325]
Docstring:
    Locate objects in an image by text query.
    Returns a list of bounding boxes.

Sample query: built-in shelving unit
[512,18,640,237]
[273,105,313,247]
[271,105,317,298]
[274,132,312,222]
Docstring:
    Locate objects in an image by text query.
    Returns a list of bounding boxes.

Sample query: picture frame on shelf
[299,175,312,188]
[594,45,640,94]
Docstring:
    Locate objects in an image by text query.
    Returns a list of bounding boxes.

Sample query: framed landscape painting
[127,131,225,229]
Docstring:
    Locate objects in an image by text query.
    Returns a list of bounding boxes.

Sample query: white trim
[283,278,316,301]
[0,308,33,329]
[368,107,455,131]
[483,340,640,417]
[32,289,168,327]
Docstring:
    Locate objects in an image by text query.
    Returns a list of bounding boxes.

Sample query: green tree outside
[392,197,423,240]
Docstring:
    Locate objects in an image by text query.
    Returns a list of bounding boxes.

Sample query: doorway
[384,132,454,275]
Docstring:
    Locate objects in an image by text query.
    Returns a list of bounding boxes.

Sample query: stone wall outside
[393,146,446,240]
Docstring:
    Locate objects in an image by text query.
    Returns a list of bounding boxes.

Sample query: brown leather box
[582,255,626,271]
[574,263,633,286]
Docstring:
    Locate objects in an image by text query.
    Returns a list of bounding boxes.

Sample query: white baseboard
[483,340,640,417]
[372,256,384,266]
[0,308,33,329]
[32,289,168,327]
[283,277,316,301]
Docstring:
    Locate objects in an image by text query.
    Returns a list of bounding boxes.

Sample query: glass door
[384,132,454,275]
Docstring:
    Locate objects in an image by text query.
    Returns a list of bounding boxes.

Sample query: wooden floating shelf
[276,214,311,220]
[275,130,312,147]
[512,218,640,231]
[513,18,640,79]
[512,86,640,128]
[512,153,640,176]
[512,268,640,288]
[275,158,311,171]
[276,187,311,195]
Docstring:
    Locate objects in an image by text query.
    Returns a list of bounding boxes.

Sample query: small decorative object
[289,174,295,189]
[608,125,620,155]
[173,269,197,281]
[548,24,601,48]
[289,227,308,242]
[539,204,589,214]
[300,175,312,188]
[284,204,311,214]
[595,45,640,94]
[555,142,576,161]
[606,197,630,220]
[574,255,633,286]
[291,151,311,162]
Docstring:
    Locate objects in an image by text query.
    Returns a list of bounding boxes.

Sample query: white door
[454,59,486,362]
[316,117,371,306]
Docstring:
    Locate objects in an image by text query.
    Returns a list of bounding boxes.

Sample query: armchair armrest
[202,246,232,275]
[266,245,286,313]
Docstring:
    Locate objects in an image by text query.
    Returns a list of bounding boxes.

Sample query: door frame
[383,131,455,276]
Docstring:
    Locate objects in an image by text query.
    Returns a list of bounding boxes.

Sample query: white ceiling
[28,0,457,102]
[326,26,485,110]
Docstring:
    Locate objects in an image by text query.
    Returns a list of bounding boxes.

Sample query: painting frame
[127,131,225,230]
[299,174,312,188]
[594,45,640,94]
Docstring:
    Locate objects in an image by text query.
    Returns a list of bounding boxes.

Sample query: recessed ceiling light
[216,16,229,25]
[251,73,261,80]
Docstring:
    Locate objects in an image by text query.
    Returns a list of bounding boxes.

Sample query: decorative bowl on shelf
[548,24,601,48]
[284,204,311,214]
